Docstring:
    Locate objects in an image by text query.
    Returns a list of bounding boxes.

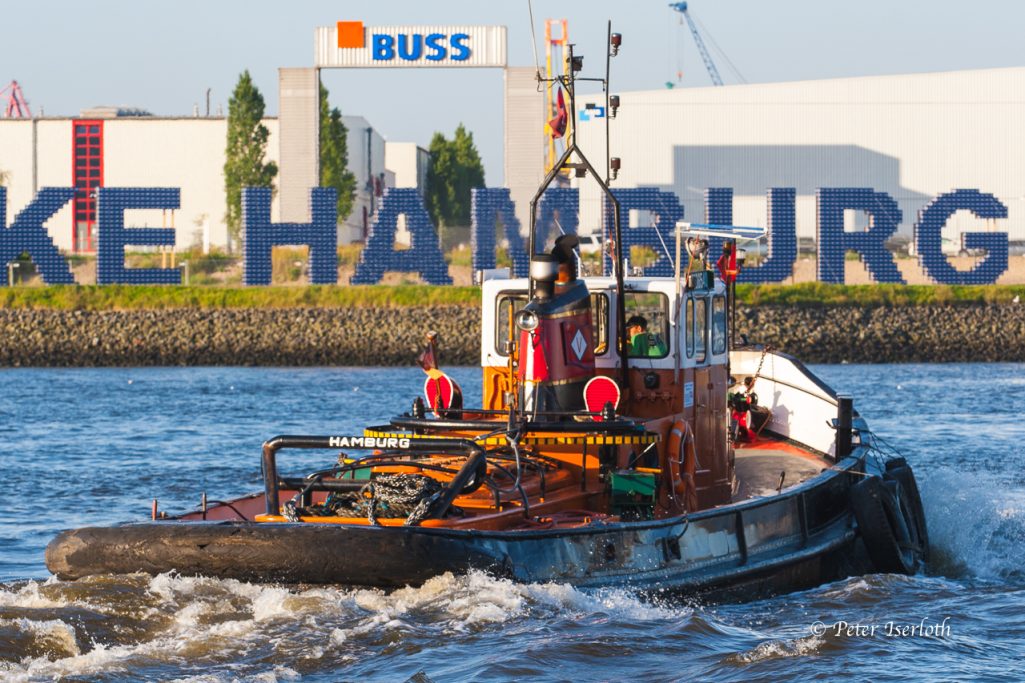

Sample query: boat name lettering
[328,436,411,449]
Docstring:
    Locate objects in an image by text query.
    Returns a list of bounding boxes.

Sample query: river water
[0,364,1022,682]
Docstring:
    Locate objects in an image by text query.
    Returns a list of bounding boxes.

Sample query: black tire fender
[850,474,922,575]
[884,460,929,562]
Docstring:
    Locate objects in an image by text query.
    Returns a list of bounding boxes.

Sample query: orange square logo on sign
[337,21,364,49]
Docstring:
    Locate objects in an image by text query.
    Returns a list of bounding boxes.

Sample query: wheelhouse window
[624,291,670,359]
[694,296,708,363]
[496,293,527,356]
[495,292,609,356]
[712,295,727,355]
[685,297,694,358]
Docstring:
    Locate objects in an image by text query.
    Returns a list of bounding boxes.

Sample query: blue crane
[669,2,724,86]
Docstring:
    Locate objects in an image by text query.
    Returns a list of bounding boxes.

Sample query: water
[1,365,1023,682]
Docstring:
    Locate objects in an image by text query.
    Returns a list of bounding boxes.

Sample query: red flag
[548,88,567,139]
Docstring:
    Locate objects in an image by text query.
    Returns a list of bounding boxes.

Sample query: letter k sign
[0,187,75,285]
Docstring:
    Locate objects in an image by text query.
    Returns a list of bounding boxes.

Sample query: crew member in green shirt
[626,315,667,357]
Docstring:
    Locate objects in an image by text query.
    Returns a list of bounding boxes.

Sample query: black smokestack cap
[552,234,579,264]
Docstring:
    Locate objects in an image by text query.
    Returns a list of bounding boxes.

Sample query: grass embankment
[736,283,1025,306]
[0,285,481,310]
[2,283,1025,310]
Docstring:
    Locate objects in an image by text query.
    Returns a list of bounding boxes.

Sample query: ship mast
[528,21,628,389]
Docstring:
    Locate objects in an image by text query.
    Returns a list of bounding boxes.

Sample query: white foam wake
[0,569,683,681]
[917,466,1025,581]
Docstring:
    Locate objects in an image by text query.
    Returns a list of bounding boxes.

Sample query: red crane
[0,80,32,118]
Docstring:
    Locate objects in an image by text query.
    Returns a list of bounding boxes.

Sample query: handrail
[261,435,487,521]
[386,417,647,434]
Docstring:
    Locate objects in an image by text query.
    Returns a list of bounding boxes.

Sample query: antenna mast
[528,21,628,388]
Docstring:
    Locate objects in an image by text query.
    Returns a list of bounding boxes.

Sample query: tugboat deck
[733,440,831,502]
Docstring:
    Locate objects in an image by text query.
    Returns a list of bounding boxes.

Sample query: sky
[3,0,1024,185]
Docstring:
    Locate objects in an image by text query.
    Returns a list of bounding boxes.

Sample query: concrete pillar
[503,67,544,240]
[278,67,320,222]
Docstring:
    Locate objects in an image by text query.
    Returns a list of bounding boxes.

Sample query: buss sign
[315,23,507,68]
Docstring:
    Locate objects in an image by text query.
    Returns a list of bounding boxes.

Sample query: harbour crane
[0,80,32,118]
[668,2,723,86]
[668,2,746,89]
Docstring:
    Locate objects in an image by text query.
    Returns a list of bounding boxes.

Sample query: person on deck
[729,376,756,443]
[626,315,667,357]
[744,375,771,434]
[716,242,738,285]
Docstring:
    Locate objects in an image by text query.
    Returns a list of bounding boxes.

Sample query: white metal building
[0,112,400,252]
[4,65,1021,256]
[385,142,429,192]
[341,115,392,244]
[385,142,430,246]
[569,67,1025,242]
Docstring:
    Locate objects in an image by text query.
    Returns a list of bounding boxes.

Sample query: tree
[425,123,485,228]
[425,132,453,228]
[223,70,277,249]
[319,83,357,222]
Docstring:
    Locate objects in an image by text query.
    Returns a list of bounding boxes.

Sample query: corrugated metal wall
[571,67,1025,240]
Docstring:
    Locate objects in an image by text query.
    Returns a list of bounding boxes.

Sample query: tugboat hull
[47,455,871,601]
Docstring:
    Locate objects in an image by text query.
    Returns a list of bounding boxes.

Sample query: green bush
[337,244,363,267]
[445,245,473,267]
[271,247,308,283]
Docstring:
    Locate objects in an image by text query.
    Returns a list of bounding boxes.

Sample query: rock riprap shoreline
[0,304,1022,366]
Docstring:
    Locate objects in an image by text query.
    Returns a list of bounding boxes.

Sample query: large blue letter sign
[914,189,1008,285]
[703,187,797,284]
[97,188,181,284]
[603,189,683,277]
[242,187,338,286]
[0,187,75,285]
[352,188,451,285]
[536,188,579,250]
[816,188,904,284]
[470,188,529,276]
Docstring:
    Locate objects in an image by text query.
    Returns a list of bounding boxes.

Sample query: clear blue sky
[4,1,1023,184]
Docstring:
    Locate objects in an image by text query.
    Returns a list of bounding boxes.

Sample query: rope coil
[284,473,445,526]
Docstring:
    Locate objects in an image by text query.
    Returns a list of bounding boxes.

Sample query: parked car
[577,234,603,254]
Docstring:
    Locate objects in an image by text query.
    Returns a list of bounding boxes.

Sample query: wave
[918,466,1025,583]
[0,570,686,681]
[723,633,827,664]
[2,460,1021,679]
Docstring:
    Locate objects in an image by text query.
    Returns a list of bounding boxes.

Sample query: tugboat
[46,27,928,600]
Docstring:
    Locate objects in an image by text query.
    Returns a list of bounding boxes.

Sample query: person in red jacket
[716,241,738,284]
[729,376,755,442]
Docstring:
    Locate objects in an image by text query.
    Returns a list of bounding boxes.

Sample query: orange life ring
[660,419,698,515]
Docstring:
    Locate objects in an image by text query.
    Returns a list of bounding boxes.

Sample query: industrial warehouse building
[0,110,426,253]
[566,66,1025,245]
[0,63,1022,257]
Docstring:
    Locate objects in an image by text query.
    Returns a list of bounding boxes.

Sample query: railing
[260,435,487,521]
[730,348,846,455]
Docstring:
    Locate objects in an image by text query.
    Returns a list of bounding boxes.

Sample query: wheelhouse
[482,273,734,505]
